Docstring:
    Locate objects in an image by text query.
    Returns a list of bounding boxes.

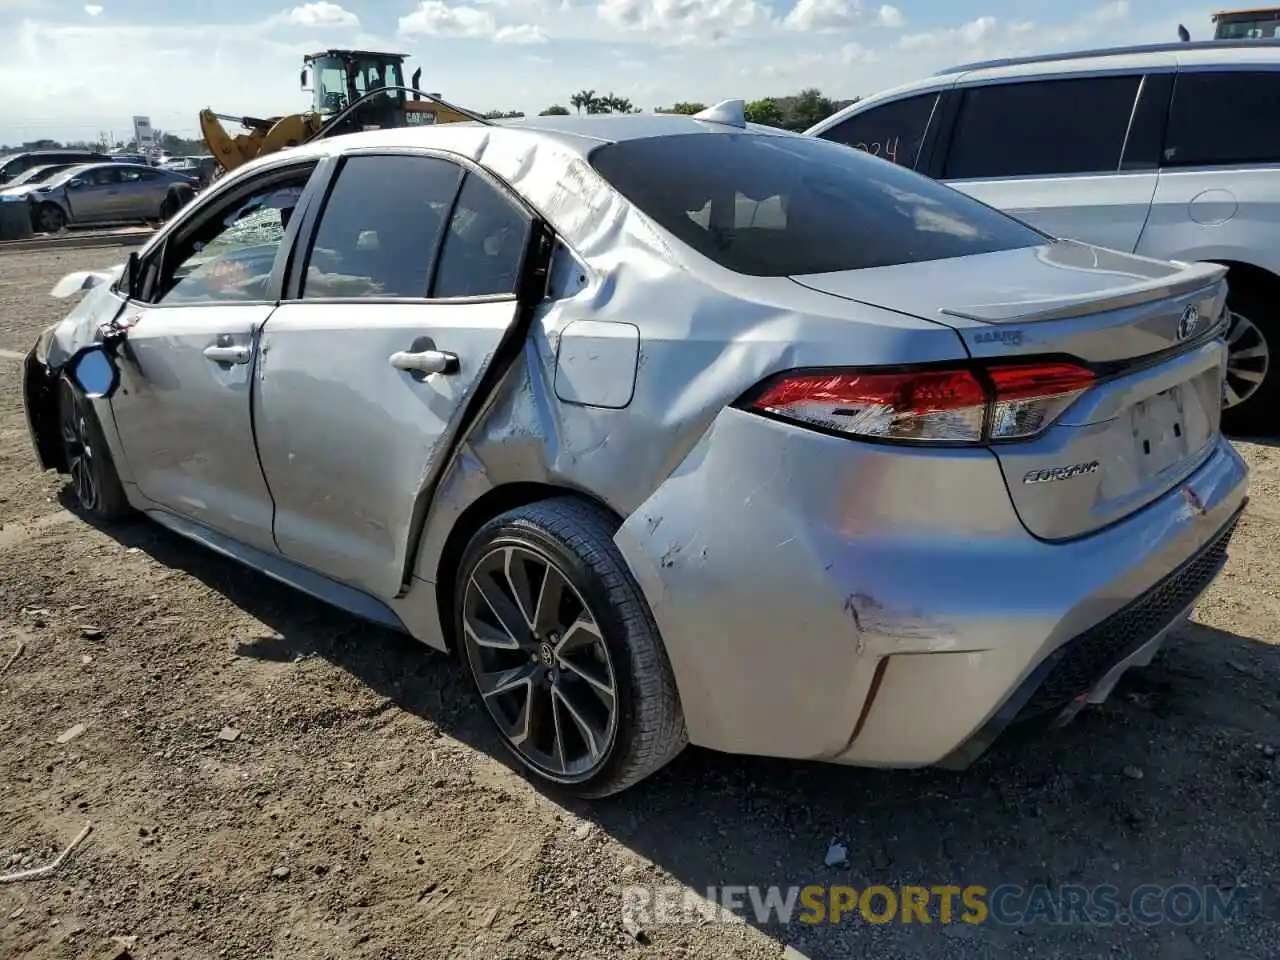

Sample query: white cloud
[1089,0,1130,23]
[783,0,902,32]
[600,0,772,42]
[400,1,497,37]
[84,4,103,15]
[280,2,360,27]
[840,41,875,63]
[495,23,547,43]
[876,5,902,27]
[900,15,997,50]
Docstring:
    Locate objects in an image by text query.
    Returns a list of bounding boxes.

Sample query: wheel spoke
[1227,314,1250,344]
[1230,344,1268,362]
[468,571,528,648]
[549,686,569,773]
[501,547,540,631]
[462,606,520,650]
[554,614,602,657]
[533,563,569,636]
[475,661,538,699]
[552,683,605,764]
[480,669,536,747]
[1224,381,1244,407]
[1231,368,1265,385]
[558,657,616,710]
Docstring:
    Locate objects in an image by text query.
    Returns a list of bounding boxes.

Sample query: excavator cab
[302,49,409,134]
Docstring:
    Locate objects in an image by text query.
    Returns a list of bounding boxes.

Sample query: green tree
[482,109,525,119]
[666,101,706,115]
[570,89,596,114]
[744,98,783,127]
[539,104,570,115]
[785,87,836,131]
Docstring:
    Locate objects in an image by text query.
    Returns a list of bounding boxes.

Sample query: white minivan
[808,39,1280,434]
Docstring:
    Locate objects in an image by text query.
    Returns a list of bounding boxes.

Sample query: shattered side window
[156,180,308,305]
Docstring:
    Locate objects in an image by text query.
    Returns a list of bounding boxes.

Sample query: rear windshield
[588,132,1044,276]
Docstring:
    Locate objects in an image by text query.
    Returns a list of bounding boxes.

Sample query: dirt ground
[1,245,1278,960]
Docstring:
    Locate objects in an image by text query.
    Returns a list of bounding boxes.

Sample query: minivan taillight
[741,361,1095,444]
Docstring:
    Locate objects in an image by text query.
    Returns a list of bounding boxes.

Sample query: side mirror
[66,345,120,400]
[300,68,311,91]
[67,178,85,190]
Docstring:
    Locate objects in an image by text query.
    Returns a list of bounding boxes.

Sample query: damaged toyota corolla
[21,102,1249,797]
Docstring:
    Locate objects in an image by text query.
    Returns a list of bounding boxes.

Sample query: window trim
[938,68,1157,183]
[283,146,539,307]
[132,156,327,310]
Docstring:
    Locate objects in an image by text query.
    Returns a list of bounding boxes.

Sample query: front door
[936,71,1168,253]
[254,152,534,598]
[109,162,320,550]
[65,166,123,223]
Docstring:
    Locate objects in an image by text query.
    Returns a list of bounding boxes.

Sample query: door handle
[389,349,459,376]
[203,344,250,365]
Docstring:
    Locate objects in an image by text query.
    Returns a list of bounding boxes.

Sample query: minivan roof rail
[934,37,1280,76]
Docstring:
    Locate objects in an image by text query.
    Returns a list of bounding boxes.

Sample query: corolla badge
[1022,461,1101,484]
[1177,304,1203,341]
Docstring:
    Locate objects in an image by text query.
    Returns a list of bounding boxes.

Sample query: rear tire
[454,497,687,798]
[57,375,131,521]
[1220,283,1277,436]
[34,202,66,233]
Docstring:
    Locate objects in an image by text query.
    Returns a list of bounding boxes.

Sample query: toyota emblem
[1177,304,1202,341]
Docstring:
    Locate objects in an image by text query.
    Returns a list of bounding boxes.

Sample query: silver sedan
[21,105,1248,796]
[24,162,197,232]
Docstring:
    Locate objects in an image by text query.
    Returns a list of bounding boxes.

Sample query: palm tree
[570,89,595,114]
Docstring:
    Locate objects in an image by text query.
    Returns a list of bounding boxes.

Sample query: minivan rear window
[588,133,1044,276]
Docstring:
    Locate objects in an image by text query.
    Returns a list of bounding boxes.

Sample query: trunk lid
[792,240,1230,541]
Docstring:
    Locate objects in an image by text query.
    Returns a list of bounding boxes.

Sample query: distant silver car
[21,104,1249,796]
[23,162,196,232]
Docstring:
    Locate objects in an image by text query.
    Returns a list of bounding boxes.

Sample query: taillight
[743,361,1095,444]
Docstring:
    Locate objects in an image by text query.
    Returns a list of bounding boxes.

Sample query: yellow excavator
[200,49,476,174]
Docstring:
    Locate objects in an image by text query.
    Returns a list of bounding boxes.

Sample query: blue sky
[1,0,1213,145]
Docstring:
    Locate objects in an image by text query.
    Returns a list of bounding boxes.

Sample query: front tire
[57,375,131,520]
[455,497,687,798]
[1220,284,1276,436]
[34,202,66,233]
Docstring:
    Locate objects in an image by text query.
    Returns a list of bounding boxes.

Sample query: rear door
[114,166,162,218]
[254,150,539,598]
[108,159,322,550]
[934,68,1172,253]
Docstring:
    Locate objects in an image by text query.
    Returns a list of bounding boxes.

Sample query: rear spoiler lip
[938,260,1229,326]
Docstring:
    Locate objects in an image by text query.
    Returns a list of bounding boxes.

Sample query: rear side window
[1163,71,1280,167]
[818,93,939,170]
[431,173,531,298]
[943,76,1141,179]
[302,154,462,299]
[590,133,1044,277]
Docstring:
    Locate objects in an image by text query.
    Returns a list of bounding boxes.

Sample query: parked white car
[808,38,1280,434]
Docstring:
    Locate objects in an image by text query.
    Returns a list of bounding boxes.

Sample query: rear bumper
[614,408,1249,768]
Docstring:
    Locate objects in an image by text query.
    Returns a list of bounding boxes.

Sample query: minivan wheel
[455,497,687,798]
[57,375,131,520]
[1220,285,1276,436]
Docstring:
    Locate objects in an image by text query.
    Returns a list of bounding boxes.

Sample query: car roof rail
[934,37,1280,76]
